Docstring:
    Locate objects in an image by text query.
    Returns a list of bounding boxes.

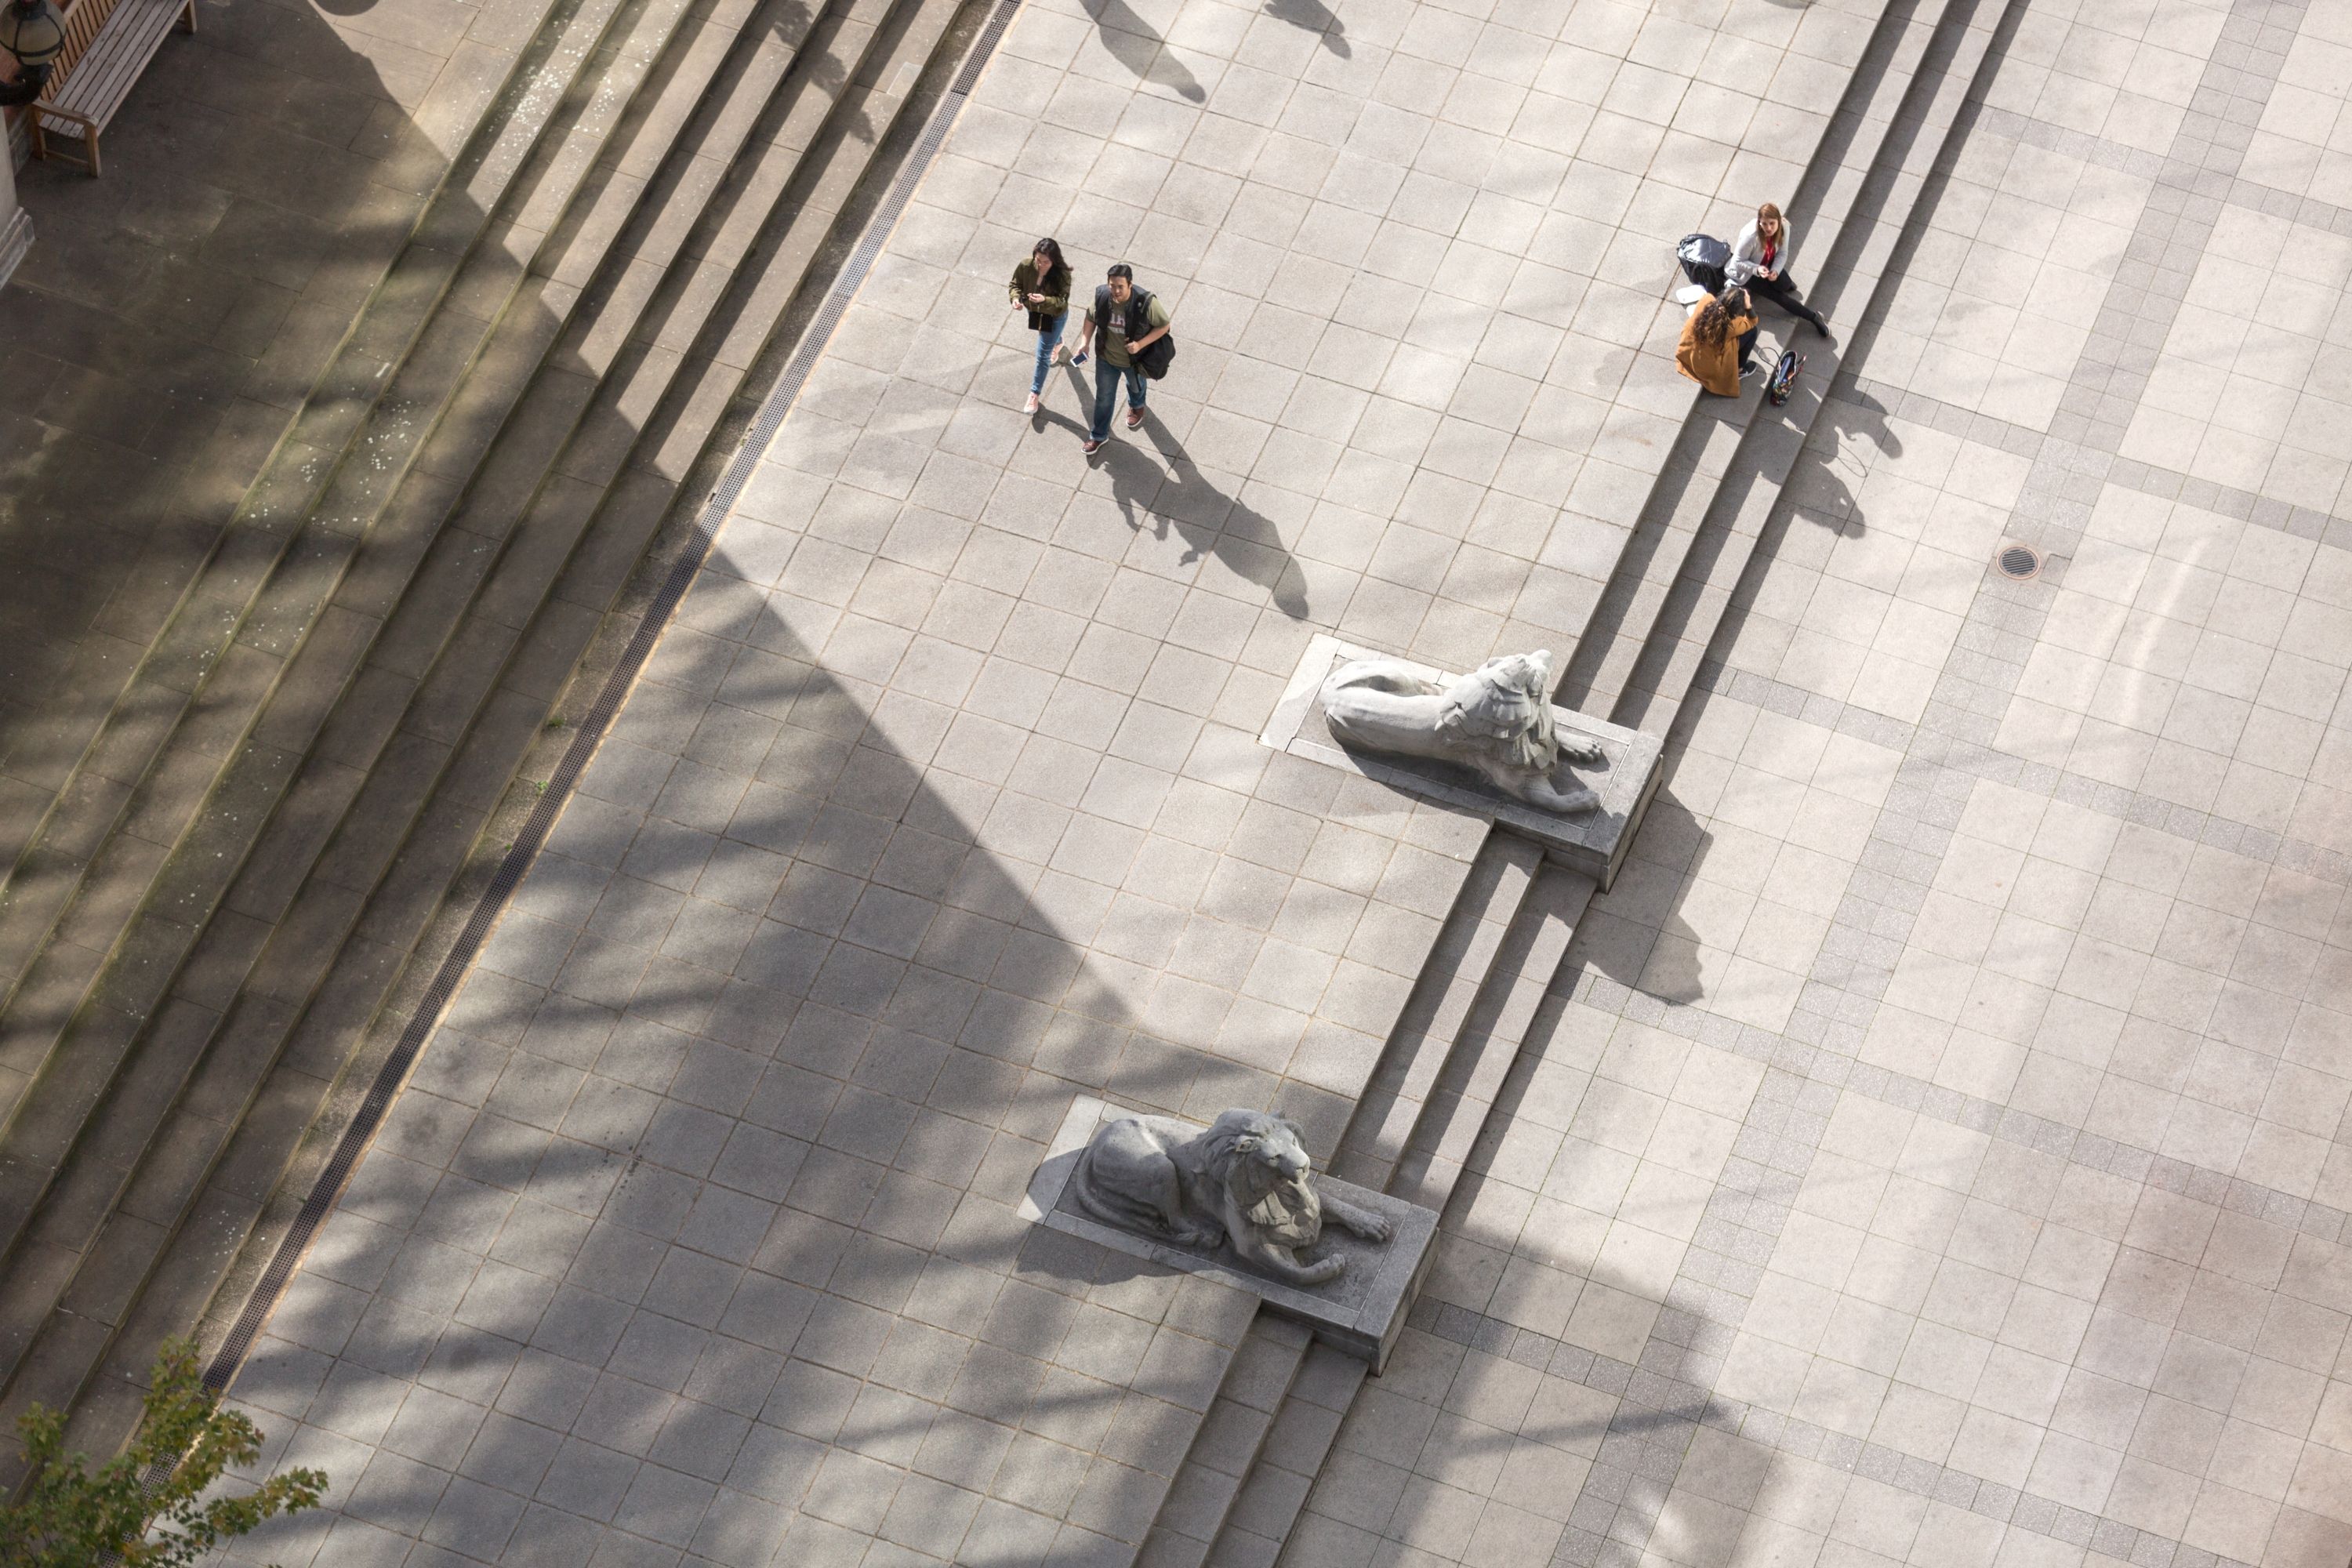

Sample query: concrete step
[1141,1316,1313,1568]
[1389,863,1594,1216]
[0,0,631,1062]
[0,0,875,1429]
[1610,0,2013,739]
[3,0,970,1465]
[1554,0,1970,720]
[1327,833,1544,1193]
[1205,1345,1363,1568]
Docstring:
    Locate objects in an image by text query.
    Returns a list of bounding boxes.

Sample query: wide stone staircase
[1134,0,2029,1557]
[0,0,979,1468]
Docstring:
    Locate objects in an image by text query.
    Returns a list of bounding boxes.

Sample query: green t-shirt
[1089,293,1170,366]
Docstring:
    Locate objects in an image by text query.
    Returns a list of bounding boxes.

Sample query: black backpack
[1134,329,1176,380]
[1677,233,1730,296]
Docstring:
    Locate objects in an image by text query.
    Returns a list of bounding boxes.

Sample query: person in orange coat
[1675,289,1759,397]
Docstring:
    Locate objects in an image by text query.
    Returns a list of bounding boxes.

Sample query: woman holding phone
[1730,203,1827,335]
[1009,238,1073,414]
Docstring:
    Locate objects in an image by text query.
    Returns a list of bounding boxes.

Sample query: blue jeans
[1031,312,1065,394]
[1090,357,1145,441]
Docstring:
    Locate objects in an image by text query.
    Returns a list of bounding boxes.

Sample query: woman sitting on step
[1730,202,1828,336]
[1675,289,1760,397]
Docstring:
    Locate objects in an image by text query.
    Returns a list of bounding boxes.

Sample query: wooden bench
[30,0,194,176]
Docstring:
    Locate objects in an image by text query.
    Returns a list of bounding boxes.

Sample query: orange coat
[1675,296,1757,396]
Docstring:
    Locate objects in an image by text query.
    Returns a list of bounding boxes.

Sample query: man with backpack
[1079,263,1173,455]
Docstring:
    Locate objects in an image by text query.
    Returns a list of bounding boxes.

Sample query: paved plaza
[147,0,2352,1563]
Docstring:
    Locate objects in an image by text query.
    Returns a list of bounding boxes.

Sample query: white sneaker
[1025,392,1041,414]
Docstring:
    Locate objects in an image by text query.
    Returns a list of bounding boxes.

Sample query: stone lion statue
[1320,649,1603,814]
[1069,1109,1393,1286]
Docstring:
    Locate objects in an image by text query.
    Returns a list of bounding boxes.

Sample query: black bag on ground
[1677,233,1730,295]
[1768,348,1804,407]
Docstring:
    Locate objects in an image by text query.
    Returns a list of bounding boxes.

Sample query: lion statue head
[1200,1110,1325,1249]
[1437,651,1562,774]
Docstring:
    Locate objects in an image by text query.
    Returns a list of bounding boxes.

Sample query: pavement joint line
[1966,102,2352,242]
[1685,659,2352,887]
[1555,960,2352,1253]
[1403,1294,2255,1568]
[198,0,1029,1399]
[1530,0,2041,1554]
[1829,374,2352,550]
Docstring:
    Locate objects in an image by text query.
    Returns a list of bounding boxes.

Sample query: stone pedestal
[1023,1097,1439,1371]
[0,137,28,289]
[1259,635,1665,891]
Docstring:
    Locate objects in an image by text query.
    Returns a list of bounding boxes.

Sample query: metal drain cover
[1996,544,2042,580]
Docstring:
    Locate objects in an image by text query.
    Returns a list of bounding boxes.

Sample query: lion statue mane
[1069,1109,1392,1287]
[1320,649,1603,815]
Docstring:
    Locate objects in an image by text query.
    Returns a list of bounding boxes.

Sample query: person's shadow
[1027,359,1311,621]
[1265,0,1348,54]
[1081,0,1205,101]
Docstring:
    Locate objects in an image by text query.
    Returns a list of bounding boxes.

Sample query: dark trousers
[1747,270,1822,326]
[1737,325,1759,373]
[1090,357,1146,441]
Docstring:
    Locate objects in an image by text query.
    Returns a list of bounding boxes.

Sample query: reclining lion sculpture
[1069,1109,1392,1287]
[1320,648,1602,814]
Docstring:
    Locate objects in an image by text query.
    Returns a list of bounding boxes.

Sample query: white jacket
[1727,216,1795,284]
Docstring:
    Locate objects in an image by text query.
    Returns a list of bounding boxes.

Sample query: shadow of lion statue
[1320,648,1603,814]
[1069,1109,1392,1286]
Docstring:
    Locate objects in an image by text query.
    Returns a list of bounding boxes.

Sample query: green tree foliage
[2,1338,325,1568]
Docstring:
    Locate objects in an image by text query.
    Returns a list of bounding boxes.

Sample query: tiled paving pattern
[194,0,1904,1562]
[1296,2,2352,1568]
[192,0,2352,1566]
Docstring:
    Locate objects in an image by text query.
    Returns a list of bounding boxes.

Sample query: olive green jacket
[1009,260,1070,330]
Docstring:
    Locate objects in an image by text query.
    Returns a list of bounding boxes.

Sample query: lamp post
[0,0,64,103]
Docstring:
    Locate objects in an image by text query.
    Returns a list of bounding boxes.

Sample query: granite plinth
[1259,635,1664,891]
[1022,1097,1437,1372]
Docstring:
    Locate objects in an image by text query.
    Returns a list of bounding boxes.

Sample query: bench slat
[48,58,147,120]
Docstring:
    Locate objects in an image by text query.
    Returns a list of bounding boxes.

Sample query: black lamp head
[0,0,66,71]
